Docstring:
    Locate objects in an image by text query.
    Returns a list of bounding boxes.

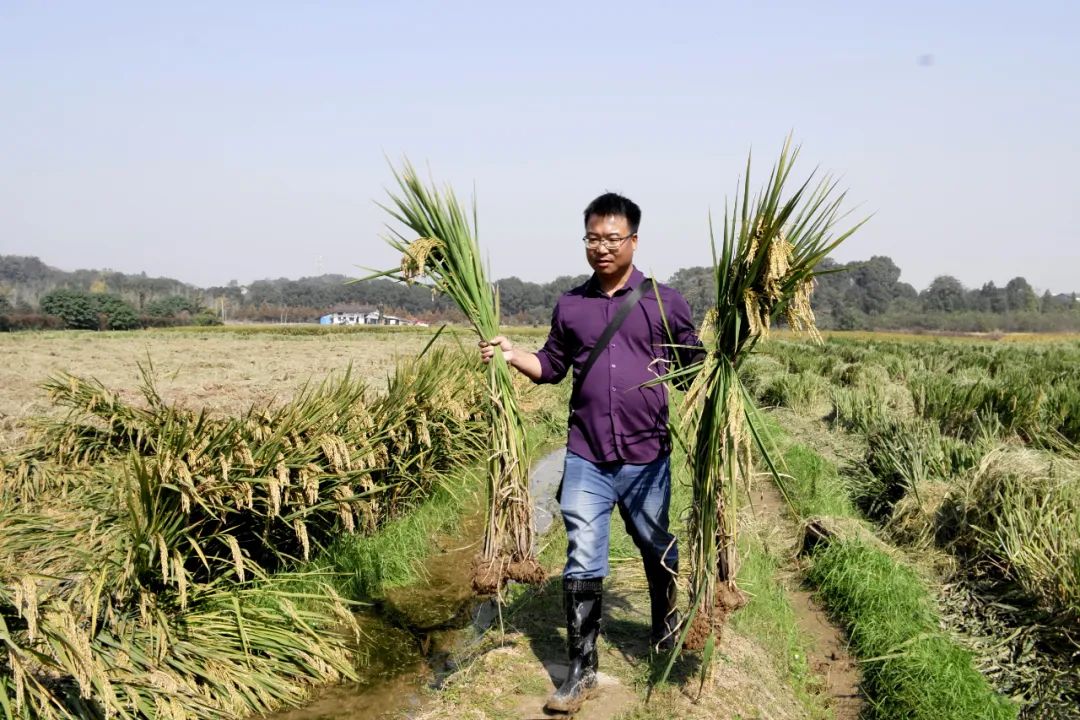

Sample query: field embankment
[408,439,854,720]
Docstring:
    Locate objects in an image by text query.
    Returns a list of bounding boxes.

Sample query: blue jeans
[560,450,678,580]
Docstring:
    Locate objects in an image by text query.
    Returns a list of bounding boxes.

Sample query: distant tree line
[3,253,1078,333]
[0,256,221,331]
[200,273,594,324]
[668,256,1080,333]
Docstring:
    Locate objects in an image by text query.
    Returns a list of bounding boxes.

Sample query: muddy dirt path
[750,474,863,720]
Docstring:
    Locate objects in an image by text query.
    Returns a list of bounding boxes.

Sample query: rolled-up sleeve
[535,300,571,384]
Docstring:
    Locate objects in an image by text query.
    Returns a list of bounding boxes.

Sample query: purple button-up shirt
[534,267,701,465]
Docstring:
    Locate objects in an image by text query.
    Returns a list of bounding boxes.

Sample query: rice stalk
[365,161,542,593]
[660,137,865,679]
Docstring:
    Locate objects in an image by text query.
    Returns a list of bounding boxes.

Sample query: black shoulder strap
[572,280,650,401]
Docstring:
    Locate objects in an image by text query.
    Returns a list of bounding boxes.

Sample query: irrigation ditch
[267,447,565,720]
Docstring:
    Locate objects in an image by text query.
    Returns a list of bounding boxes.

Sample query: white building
[319,308,412,326]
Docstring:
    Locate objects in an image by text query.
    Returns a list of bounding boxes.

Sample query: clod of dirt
[799,515,887,556]
[470,557,503,595]
[505,557,546,585]
[684,607,712,651]
[800,518,834,556]
[684,584,749,651]
[470,554,546,595]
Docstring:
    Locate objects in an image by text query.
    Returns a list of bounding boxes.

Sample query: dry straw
[367,161,544,593]
[659,137,866,684]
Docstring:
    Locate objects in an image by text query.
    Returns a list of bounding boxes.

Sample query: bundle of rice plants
[365,161,543,593]
[660,138,865,678]
[759,371,829,415]
[853,420,951,520]
[838,361,890,389]
[955,448,1080,635]
[0,565,360,720]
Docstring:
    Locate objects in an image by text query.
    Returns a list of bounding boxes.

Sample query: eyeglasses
[582,233,635,251]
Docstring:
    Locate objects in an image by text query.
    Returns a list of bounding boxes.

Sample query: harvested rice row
[0,349,486,719]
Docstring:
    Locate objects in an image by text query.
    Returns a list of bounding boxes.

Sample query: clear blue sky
[2,1,1078,293]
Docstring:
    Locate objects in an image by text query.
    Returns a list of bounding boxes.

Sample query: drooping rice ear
[785,277,821,342]
[400,236,443,282]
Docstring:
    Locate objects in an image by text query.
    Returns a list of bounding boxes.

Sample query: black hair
[583,193,641,234]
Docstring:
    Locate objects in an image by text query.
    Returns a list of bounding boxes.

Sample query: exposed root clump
[684,584,750,651]
[506,557,546,584]
[470,556,504,595]
[470,554,546,595]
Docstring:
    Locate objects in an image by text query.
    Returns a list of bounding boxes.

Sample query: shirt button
[610,364,616,368]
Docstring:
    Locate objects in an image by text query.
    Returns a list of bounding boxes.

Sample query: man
[480,193,701,713]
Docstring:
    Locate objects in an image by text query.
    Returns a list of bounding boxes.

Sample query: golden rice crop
[0,349,487,719]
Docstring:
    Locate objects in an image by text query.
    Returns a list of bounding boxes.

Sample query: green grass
[756,412,857,519]
[760,414,1017,719]
[808,541,1016,720]
[315,467,480,598]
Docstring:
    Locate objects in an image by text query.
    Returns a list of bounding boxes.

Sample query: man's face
[584,214,637,281]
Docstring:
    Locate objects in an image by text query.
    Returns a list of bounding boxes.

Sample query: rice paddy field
[1,325,1078,719]
[0,325,548,449]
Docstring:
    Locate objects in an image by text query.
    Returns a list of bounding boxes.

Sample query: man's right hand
[479,336,514,364]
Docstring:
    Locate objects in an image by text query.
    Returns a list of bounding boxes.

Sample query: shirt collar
[587,266,646,296]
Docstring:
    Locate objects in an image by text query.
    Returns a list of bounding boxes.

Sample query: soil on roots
[470,554,546,594]
[684,584,750,651]
[505,557,546,584]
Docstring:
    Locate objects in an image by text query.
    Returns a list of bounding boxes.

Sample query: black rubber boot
[646,564,679,652]
[544,578,602,714]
